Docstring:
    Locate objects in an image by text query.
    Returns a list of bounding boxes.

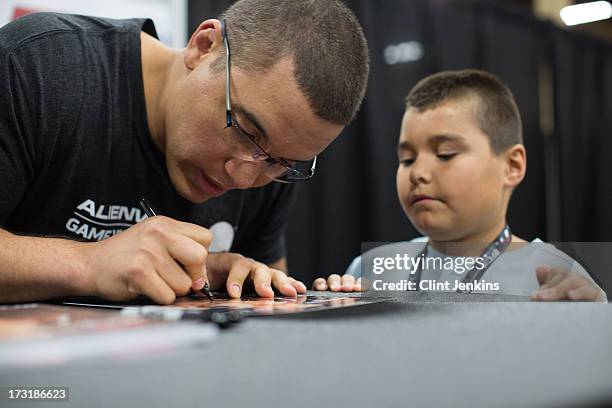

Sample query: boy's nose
[409,158,432,185]
[225,159,265,189]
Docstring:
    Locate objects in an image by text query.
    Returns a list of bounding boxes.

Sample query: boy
[314,69,606,302]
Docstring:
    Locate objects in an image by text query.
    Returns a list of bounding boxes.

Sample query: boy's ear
[184,19,224,71]
[503,144,527,188]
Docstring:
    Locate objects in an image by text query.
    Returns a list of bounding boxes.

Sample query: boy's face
[396,97,508,242]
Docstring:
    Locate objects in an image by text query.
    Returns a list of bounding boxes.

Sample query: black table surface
[1,291,611,408]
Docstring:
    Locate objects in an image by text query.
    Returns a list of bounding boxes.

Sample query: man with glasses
[221,20,318,184]
[0,0,369,304]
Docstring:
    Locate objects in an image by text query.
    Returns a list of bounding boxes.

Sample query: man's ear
[184,19,223,71]
[503,144,527,188]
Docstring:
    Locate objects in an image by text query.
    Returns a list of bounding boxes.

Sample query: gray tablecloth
[1,291,611,408]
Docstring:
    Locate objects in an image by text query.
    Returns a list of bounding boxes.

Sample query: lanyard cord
[408,225,512,293]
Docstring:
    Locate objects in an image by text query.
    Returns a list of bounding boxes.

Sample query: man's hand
[83,216,212,305]
[206,252,306,298]
[531,266,606,302]
[313,274,362,292]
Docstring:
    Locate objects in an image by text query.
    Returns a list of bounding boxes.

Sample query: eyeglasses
[221,20,317,183]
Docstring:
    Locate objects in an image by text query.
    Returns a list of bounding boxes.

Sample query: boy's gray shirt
[347,238,607,300]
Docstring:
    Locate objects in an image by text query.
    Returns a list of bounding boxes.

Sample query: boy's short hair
[211,0,370,126]
[405,69,523,154]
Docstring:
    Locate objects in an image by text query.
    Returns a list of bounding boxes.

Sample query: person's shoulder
[507,238,590,275]
[362,237,428,259]
[518,238,576,263]
[0,13,148,52]
[0,13,91,51]
[369,236,428,253]
[513,238,605,298]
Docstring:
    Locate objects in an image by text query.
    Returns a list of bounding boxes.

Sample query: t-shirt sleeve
[533,242,607,302]
[345,256,362,277]
[234,183,297,265]
[0,48,36,226]
[571,260,608,302]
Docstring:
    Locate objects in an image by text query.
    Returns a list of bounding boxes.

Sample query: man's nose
[225,159,265,189]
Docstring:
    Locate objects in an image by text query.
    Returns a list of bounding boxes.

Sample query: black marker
[139,197,215,300]
[139,197,158,217]
[121,306,244,328]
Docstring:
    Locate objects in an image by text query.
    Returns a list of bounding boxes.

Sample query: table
[1,292,611,408]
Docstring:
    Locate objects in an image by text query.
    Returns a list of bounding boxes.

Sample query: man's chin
[187,192,213,204]
[175,184,212,204]
[168,173,216,204]
[187,178,230,203]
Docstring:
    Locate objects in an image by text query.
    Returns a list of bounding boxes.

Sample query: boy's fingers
[354,277,362,292]
[533,273,582,301]
[567,286,602,301]
[536,266,568,289]
[313,278,328,291]
[341,274,355,292]
[535,266,554,287]
[327,274,342,292]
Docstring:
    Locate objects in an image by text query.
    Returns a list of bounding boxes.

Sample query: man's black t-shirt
[0,13,295,264]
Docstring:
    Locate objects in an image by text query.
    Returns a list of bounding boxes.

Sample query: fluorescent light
[560,1,612,26]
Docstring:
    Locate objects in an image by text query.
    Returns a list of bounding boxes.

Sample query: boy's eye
[437,153,457,161]
[399,158,415,166]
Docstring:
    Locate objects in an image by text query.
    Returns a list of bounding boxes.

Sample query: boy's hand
[530,266,606,302]
[206,252,307,298]
[313,274,362,292]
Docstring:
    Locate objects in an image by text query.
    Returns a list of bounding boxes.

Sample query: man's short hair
[212,0,369,126]
[405,69,523,153]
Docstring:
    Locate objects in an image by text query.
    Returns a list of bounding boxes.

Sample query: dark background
[188,0,612,290]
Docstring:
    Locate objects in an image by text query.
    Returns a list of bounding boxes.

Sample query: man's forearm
[0,229,93,303]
